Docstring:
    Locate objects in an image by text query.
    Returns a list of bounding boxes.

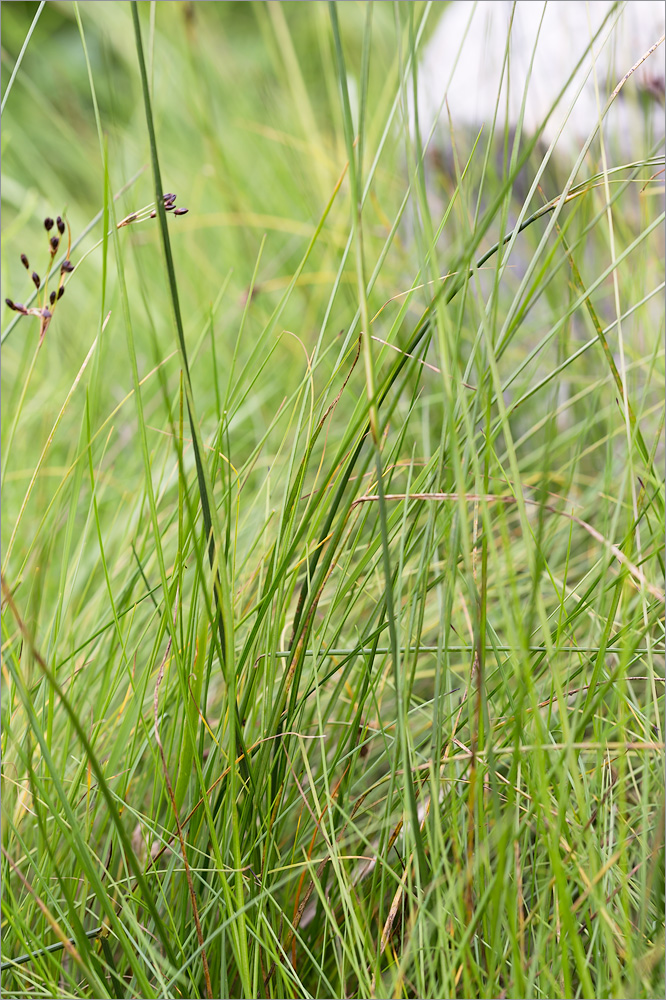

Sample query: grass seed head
[6,211,75,342]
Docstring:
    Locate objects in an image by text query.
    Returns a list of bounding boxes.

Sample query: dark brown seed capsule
[31,272,40,289]
[150,210,157,218]
[56,216,65,234]
[49,290,57,306]
[44,217,54,231]
[163,192,176,202]
[61,260,75,273]
[50,236,59,252]
[20,253,29,269]
[57,286,65,299]
[5,298,16,310]
[173,207,189,216]
[14,303,27,313]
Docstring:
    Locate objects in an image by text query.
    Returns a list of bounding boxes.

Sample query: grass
[1,2,664,998]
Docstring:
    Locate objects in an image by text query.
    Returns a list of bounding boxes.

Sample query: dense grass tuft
[2,4,664,998]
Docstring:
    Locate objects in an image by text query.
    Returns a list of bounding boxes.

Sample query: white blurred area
[414,1,665,168]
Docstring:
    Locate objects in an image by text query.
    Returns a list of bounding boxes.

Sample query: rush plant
[1,3,663,999]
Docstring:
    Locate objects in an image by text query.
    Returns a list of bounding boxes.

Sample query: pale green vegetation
[1,3,664,998]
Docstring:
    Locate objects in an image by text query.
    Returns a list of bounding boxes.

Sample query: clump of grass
[1,3,664,999]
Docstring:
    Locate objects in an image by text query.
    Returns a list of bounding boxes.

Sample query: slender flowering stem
[4,192,188,346]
